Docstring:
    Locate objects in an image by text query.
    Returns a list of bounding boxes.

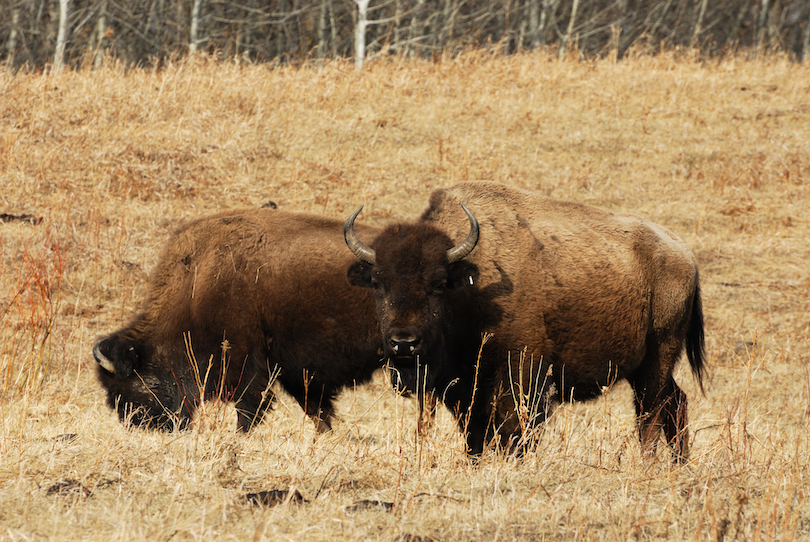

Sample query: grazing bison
[94,208,385,432]
[345,182,705,462]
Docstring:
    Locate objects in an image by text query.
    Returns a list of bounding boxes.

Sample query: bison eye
[370,276,382,290]
[431,279,447,295]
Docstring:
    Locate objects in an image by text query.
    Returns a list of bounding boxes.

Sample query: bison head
[344,205,479,398]
[93,326,196,431]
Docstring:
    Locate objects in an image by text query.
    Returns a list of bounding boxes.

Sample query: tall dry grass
[1,51,809,540]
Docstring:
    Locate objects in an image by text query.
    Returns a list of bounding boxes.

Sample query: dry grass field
[1,50,809,541]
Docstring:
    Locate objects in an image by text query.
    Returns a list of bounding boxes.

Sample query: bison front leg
[280,375,336,433]
[417,390,438,437]
[235,383,277,431]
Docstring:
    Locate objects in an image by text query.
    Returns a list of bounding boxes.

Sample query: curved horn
[344,206,376,265]
[93,341,116,374]
[446,204,479,264]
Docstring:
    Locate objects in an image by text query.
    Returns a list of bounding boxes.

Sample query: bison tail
[686,277,706,395]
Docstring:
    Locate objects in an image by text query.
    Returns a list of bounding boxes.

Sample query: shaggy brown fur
[94,208,384,432]
[347,182,705,461]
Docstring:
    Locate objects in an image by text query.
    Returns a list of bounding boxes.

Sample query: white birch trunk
[190,0,203,55]
[355,0,370,70]
[54,0,69,72]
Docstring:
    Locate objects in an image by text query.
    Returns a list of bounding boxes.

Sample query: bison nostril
[389,335,421,355]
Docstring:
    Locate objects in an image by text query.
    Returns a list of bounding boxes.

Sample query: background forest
[2,0,810,70]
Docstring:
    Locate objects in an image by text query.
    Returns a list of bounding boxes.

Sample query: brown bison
[94,208,385,432]
[345,182,705,462]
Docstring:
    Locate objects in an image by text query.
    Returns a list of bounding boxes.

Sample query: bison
[345,182,705,462]
[94,208,386,432]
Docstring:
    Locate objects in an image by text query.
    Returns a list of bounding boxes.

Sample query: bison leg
[235,385,276,432]
[279,375,337,433]
[632,376,689,463]
[307,410,332,433]
[417,390,438,437]
[662,380,689,461]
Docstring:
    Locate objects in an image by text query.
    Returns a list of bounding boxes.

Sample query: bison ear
[448,261,479,290]
[347,261,374,288]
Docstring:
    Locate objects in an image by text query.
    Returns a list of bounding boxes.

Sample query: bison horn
[93,341,116,374]
[446,204,480,264]
[344,206,376,264]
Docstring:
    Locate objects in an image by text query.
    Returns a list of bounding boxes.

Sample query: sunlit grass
[0,51,809,540]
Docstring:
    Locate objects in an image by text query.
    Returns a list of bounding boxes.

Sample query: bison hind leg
[662,381,689,461]
[632,376,689,463]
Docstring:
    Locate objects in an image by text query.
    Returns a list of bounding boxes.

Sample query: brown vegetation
[1,51,809,540]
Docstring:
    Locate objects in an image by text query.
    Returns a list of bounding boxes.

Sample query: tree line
[2,0,810,70]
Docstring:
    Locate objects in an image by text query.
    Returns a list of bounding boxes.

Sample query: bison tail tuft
[686,277,707,395]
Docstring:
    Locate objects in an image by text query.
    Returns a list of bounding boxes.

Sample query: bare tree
[54,0,69,72]
[190,0,203,54]
[317,0,329,60]
[3,0,810,69]
[560,0,579,59]
[94,0,108,66]
[355,0,370,68]
[805,4,810,62]
[5,6,20,71]
[690,0,708,48]
[756,0,770,52]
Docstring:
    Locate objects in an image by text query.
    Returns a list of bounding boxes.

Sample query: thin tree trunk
[439,0,452,50]
[766,0,781,51]
[6,8,21,69]
[54,0,69,72]
[243,0,256,60]
[318,0,328,60]
[329,0,337,57]
[190,0,203,54]
[537,0,556,48]
[649,0,675,41]
[529,0,539,48]
[728,0,749,44]
[517,11,527,52]
[94,0,108,67]
[690,0,708,49]
[393,0,401,54]
[756,0,770,52]
[804,4,810,63]
[406,0,425,57]
[355,0,370,69]
[559,0,579,60]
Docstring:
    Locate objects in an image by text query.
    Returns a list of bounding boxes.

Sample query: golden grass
[1,51,809,540]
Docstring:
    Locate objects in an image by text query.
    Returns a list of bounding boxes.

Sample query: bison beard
[94,208,385,433]
[346,182,706,462]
